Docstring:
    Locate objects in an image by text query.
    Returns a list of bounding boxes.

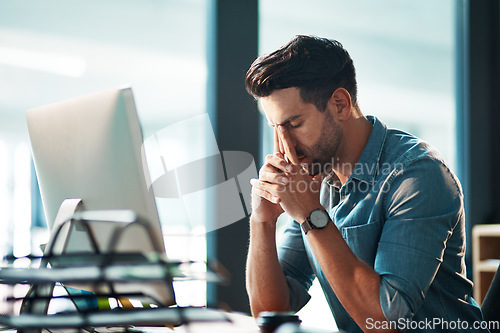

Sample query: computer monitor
[26,87,175,306]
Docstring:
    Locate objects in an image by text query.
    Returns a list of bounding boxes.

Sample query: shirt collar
[349,115,387,184]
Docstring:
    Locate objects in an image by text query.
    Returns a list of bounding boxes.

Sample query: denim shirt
[277,116,487,333]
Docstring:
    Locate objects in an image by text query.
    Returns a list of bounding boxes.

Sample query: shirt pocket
[340,221,381,266]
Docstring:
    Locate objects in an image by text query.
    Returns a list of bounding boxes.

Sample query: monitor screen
[26,87,175,307]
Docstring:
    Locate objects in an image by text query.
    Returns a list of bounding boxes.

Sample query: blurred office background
[0,0,498,330]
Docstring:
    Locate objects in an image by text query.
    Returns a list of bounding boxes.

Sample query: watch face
[310,209,329,228]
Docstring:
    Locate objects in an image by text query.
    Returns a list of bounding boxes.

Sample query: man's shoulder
[382,127,446,167]
[379,127,462,199]
[365,116,448,171]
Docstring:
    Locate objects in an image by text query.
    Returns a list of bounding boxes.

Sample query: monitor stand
[20,198,83,316]
[44,198,84,255]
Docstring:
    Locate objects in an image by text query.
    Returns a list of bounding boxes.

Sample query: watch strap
[301,219,313,234]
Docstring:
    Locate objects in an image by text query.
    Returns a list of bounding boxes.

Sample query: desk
[172,311,258,332]
[172,312,338,333]
[0,311,259,333]
[0,312,341,333]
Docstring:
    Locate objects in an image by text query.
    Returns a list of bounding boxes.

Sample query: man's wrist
[297,204,324,224]
[249,215,278,241]
[250,214,278,226]
[301,208,330,235]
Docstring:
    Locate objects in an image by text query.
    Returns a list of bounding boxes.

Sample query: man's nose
[288,133,298,148]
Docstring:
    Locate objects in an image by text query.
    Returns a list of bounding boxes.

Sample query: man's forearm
[306,223,396,333]
[246,216,291,317]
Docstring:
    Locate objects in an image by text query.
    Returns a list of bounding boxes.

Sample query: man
[245,35,487,333]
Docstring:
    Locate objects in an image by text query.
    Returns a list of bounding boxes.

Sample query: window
[0,0,208,307]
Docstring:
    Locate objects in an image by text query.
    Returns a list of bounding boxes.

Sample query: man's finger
[259,171,289,186]
[274,126,284,155]
[251,178,285,195]
[262,154,291,175]
[250,179,281,204]
[278,125,300,165]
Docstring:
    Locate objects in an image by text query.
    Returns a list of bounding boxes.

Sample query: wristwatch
[301,209,330,234]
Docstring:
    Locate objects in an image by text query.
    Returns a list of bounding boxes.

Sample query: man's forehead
[259,95,307,127]
[266,114,303,127]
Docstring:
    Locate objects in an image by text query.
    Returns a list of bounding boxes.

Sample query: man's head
[245,35,358,112]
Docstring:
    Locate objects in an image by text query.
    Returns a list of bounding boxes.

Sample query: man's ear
[328,88,352,121]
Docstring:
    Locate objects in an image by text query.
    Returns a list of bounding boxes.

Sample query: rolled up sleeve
[375,157,463,322]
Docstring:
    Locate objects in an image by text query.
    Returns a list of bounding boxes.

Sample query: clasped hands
[250,125,324,223]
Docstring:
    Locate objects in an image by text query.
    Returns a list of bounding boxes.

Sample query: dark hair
[245,35,357,111]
